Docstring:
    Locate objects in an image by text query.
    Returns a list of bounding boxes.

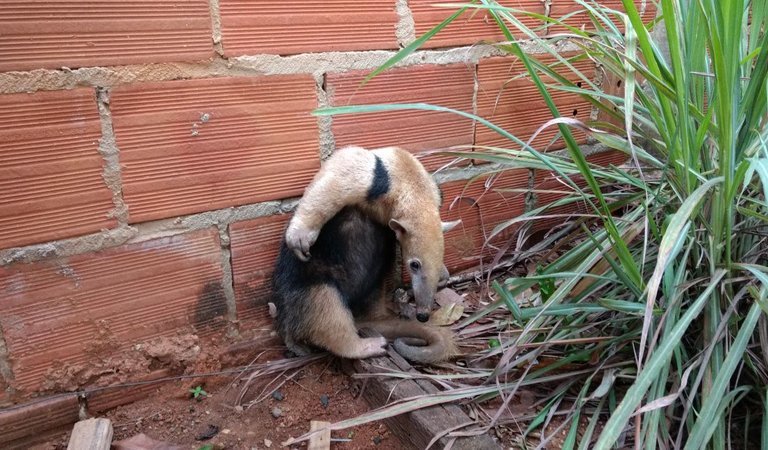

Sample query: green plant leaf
[684,302,762,450]
[594,270,726,449]
[362,6,467,84]
[640,177,723,363]
[536,265,556,301]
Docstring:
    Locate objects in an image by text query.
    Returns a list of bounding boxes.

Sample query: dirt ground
[34,360,401,450]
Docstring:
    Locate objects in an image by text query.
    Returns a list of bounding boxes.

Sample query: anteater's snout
[416,312,430,323]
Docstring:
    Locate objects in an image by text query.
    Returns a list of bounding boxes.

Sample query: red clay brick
[597,71,625,127]
[529,151,630,233]
[550,0,657,34]
[531,194,589,232]
[0,229,224,394]
[440,169,528,273]
[530,150,628,232]
[476,170,530,251]
[588,149,628,167]
[533,149,627,190]
[0,1,213,72]
[230,214,290,328]
[328,64,475,170]
[110,76,321,223]
[440,180,484,274]
[410,0,545,48]
[531,166,590,233]
[0,88,116,250]
[476,55,595,154]
[0,376,9,406]
[219,0,398,56]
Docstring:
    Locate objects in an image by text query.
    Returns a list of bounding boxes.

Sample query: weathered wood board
[354,349,500,450]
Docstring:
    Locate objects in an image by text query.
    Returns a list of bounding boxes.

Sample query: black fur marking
[367,156,390,201]
[272,207,396,348]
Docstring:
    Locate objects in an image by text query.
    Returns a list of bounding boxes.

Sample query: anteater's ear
[441,219,462,233]
[389,219,407,240]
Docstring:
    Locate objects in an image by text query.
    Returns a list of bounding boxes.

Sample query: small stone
[264,438,273,448]
[272,390,284,401]
[319,394,329,409]
[271,407,282,418]
[373,436,382,445]
[195,424,220,441]
[234,405,244,413]
[222,429,231,434]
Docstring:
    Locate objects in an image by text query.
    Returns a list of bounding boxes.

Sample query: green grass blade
[763,387,768,450]
[493,280,522,322]
[684,302,762,450]
[593,269,727,450]
[640,176,724,363]
[579,396,607,450]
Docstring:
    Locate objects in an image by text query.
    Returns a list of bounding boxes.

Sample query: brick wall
[0,0,651,405]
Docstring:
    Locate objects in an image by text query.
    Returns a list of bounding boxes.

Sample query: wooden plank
[308,420,331,450]
[354,349,500,450]
[87,369,171,412]
[67,418,113,450]
[0,394,80,446]
[1,369,171,448]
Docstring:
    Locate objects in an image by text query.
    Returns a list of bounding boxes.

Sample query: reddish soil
[33,360,400,450]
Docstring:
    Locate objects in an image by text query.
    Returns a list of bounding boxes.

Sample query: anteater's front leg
[285,146,381,260]
[305,285,388,359]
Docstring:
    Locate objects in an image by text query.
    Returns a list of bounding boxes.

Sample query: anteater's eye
[409,260,422,272]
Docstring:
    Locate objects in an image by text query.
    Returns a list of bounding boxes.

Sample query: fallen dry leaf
[428,302,464,326]
[435,288,465,307]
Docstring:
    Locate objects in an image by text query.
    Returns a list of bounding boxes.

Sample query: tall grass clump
[309,1,768,448]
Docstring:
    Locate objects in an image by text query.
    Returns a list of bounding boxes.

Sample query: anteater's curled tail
[358,319,458,364]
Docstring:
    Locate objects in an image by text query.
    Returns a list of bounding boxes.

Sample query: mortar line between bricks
[543,0,553,36]
[316,72,335,160]
[1,43,577,95]
[395,0,417,47]
[471,59,479,151]
[217,224,239,337]
[525,168,537,213]
[208,0,224,55]
[96,87,129,226]
[0,325,15,401]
